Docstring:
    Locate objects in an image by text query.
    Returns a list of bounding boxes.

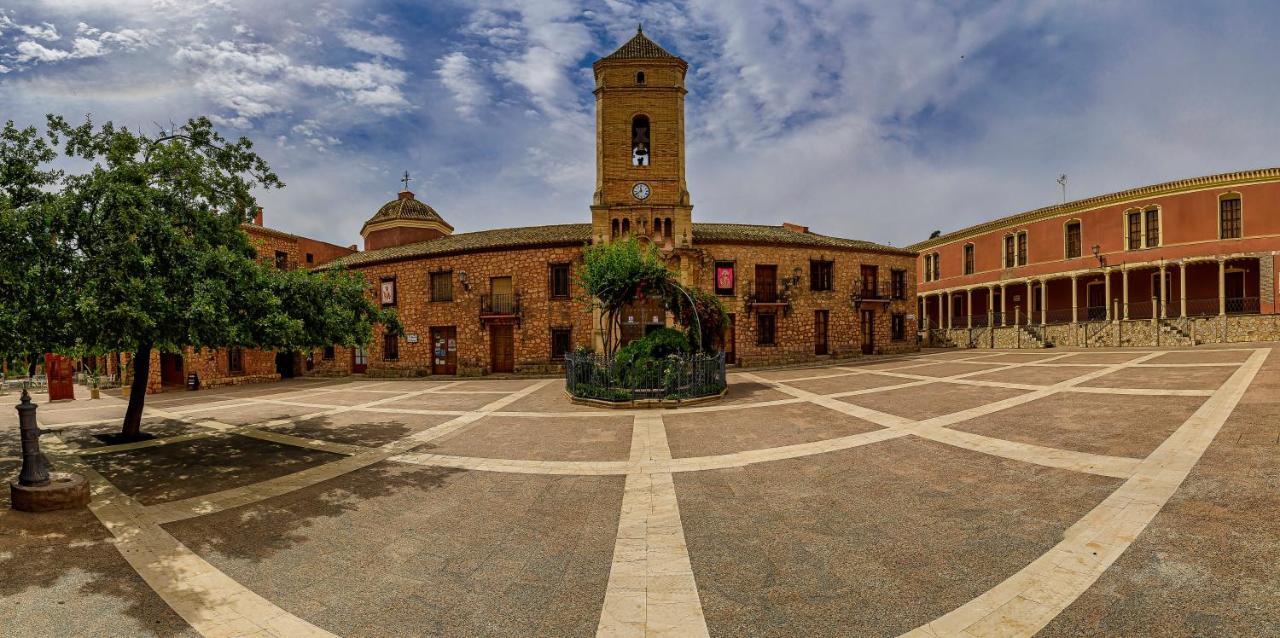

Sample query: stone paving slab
[261,410,454,448]
[377,392,509,412]
[422,414,634,461]
[893,361,1012,378]
[972,352,1069,364]
[447,379,543,392]
[664,402,883,459]
[200,403,332,426]
[717,379,794,404]
[675,437,1120,637]
[965,365,1101,386]
[1040,349,1280,637]
[164,462,623,638]
[500,382,608,413]
[783,372,911,396]
[837,383,1029,421]
[1147,349,1254,364]
[83,434,341,505]
[56,418,208,450]
[1080,365,1238,390]
[1060,352,1148,364]
[28,403,129,426]
[948,393,1205,459]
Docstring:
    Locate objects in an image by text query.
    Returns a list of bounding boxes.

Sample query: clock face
[632,182,651,200]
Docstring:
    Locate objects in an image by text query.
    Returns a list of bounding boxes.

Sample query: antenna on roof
[1057,174,1067,203]
[637,23,643,35]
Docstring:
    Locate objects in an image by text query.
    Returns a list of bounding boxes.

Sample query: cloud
[437,51,486,119]
[337,28,404,59]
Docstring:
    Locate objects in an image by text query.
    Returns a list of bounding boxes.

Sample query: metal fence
[565,351,726,402]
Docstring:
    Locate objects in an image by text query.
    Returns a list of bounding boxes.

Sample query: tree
[48,115,395,440]
[0,120,75,376]
[577,238,674,356]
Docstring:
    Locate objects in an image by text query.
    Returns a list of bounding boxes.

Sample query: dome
[360,190,454,251]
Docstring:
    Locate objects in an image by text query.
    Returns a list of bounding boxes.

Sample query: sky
[1,0,1277,249]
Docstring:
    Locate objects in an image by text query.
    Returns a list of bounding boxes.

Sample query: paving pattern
[0,344,1276,637]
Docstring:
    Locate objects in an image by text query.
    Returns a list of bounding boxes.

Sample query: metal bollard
[17,389,49,487]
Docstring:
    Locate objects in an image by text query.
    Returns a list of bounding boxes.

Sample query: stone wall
[946,315,1280,349]
[691,242,920,366]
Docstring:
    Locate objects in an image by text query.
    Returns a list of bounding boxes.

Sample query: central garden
[566,239,727,405]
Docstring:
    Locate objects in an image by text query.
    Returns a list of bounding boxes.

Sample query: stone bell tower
[590,26,693,250]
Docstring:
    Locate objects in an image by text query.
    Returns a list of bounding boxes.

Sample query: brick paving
[0,345,1275,637]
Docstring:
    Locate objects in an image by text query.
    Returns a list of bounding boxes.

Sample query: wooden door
[814,310,829,355]
[490,324,514,373]
[724,313,736,365]
[431,327,457,375]
[755,265,777,302]
[161,353,185,386]
[860,309,875,355]
[45,353,75,401]
[351,347,368,374]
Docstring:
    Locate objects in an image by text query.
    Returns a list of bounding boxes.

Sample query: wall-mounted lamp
[1091,245,1106,268]
[457,270,471,291]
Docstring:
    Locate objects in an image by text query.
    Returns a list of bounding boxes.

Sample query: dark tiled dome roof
[361,191,453,234]
[601,27,680,61]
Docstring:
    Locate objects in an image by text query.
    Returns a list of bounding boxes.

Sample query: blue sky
[1,1,1277,248]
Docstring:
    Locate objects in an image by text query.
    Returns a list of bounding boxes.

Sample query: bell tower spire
[589,28,692,249]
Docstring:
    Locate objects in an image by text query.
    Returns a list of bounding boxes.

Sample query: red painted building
[911,169,1279,346]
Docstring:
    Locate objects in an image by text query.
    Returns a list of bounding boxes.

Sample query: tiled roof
[242,223,298,241]
[601,27,680,61]
[693,223,913,255]
[322,224,592,269]
[320,221,909,270]
[361,191,453,235]
[908,167,1280,251]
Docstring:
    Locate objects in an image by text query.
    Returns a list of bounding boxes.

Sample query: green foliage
[578,238,674,355]
[665,286,728,353]
[611,329,690,389]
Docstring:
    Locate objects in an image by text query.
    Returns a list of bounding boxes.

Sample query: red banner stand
[45,353,76,402]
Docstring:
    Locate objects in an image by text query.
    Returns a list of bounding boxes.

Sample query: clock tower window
[635,71,645,85]
[631,115,650,167]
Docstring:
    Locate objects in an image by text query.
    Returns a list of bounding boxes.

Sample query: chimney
[348,244,358,251]
[782,222,808,234]
[253,207,264,226]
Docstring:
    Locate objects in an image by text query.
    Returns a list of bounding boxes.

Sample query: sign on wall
[380,279,396,306]
[716,265,734,292]
[406,334,419,344]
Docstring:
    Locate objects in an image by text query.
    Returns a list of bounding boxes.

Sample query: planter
[90,387,101,400]
[565,352,726,405]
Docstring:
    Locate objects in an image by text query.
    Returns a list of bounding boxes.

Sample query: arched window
[1064,219,1082,259]
[653,217,662,237]
[665,218,672,237]
[621,218,631,235]
[636,71,646,85]
[631,115,650,166]
[611,219,620,238]
[1219,192,1242,239]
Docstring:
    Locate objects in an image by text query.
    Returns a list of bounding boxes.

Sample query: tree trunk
[27,356,37,377]
[121,344,152,438]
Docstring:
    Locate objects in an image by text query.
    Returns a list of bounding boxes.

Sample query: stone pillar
[1034,280,1044,326]
[1025,280,1032,325]
[1180,261,1187,318]
[1104,268,1113,321]
[1260,254,1275,314]
[1000,283,1008,326]
[966,288,973,328]
[1159,262,1168,319]
[987,285,995,327]
[944,292,951,330]
[1122,266,1130,320]
[1071,274,1079,324]
[1218,258,1227,316]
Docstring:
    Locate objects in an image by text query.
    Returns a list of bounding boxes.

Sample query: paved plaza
[1,345,1278,637]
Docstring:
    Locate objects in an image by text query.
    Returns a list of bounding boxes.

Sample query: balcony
[853,280,893,305]
[480,292,522,325]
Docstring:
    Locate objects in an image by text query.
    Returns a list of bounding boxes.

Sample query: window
[1004,235,1016,268]
[383,332,399,361]
[635,71,646,85]
[963,244,975,275]
[323,346,335,360]
[1016,232,1028,266]
[1144,208,1160,247]
[1220,197,1242,239]
[227,347,244,374]
[274,250,288,270]
[305,253,314,265]
[931,252,940,281]
[891,269,907,300]
[1064,221,1082,259]
[755,264,778,303]
[860,264,879,297]
[714,261,735,295]
[631,114,650,166]
[1127,211,1142,250]
[891,313,906,341]
[430,271,453,302]
[922,254,932,282]
[810,260,834,291]
[550,263,571,299]
[380,278,396,306]
[756,313,776,346]
[551,328,572,361]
